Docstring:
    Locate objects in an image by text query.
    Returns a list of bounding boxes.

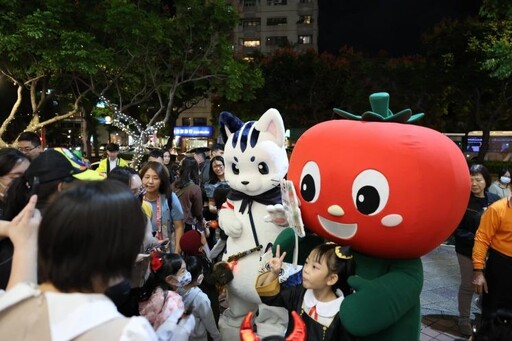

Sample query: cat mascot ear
[219,111,244,143]
[254,108,286,148]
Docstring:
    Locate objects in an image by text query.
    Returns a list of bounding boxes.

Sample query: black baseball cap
[25,148,105,184]
[106,143,120,152]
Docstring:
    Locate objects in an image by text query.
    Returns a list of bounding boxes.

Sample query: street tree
[476,0,512,79]
[423,17,512,161]
[0,0,109,146]
[213,47,367,129]
[76,0,263,164]
[0,0,263,159]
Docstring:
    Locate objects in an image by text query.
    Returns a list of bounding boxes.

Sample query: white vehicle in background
[445,131,512,161]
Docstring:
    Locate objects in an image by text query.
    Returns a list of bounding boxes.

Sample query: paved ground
[420,244,479,341]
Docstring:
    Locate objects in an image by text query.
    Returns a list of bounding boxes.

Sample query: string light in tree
[99,96,165,170]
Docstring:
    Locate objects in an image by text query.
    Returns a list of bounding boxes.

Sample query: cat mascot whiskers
[217,109,289,339]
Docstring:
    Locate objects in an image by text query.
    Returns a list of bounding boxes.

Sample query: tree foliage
[422,17,512,161]
[0,0,263,150]
[472,0,512,79]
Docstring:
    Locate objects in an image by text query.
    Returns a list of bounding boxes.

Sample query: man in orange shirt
[472,196,512,320]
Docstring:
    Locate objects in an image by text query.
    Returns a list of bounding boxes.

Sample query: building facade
[232,0,318,56]
[173,98,215,153]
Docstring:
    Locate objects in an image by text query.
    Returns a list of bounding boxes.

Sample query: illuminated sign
[174,126,213,137]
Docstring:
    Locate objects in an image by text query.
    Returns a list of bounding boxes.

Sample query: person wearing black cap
[0,148,104,290]
[96,143,129,176]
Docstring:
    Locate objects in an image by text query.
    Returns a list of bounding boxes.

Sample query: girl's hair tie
[326,242,353,260]
[150,251,163,272]
[335,246,353,260]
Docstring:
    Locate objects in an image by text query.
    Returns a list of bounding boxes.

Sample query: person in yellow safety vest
[96,143,129,176]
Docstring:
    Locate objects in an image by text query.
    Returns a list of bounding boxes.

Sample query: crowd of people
[1,133,512,340]
[0,138,229,340]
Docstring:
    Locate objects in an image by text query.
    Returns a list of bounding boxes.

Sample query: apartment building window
[242,18,261,27]
[267,0,287,5]
[297,15,313,24]
[244,0,257,7]
[193,117,207,126]
[267,17,287,26]
[298,35,312,45]
[243,39,261,47]
[266,36,288,46]
[182,117,191,126]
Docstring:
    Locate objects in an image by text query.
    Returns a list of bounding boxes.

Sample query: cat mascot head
[220,109,288,196]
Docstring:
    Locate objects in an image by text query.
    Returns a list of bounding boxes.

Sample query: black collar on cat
[227,186,282,215]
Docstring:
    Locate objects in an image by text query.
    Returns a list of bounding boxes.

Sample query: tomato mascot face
[288,120,470,258]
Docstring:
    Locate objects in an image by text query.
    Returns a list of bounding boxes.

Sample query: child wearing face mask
[180,230,221,325]
[138,252,195,333]
[180,256,221,341]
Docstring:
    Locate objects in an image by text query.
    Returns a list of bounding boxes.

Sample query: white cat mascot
[218,109,289,339]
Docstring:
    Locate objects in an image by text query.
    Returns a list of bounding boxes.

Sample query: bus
[444,131,512,161]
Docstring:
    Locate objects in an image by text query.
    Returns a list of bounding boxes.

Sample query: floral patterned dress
[139,287,185,330]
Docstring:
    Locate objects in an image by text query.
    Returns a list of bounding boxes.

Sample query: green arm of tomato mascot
[340,252,423,340]
[274,229,423,341]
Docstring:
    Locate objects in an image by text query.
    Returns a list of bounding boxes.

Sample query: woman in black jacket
[454,164,500,336]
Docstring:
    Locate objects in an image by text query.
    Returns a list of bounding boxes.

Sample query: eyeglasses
[18,145,38,153]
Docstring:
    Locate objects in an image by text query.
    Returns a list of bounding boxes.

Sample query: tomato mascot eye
[352,170,389,215]
[300,161,321,203]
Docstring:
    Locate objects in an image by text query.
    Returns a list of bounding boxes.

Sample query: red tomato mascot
[281,92,470,340]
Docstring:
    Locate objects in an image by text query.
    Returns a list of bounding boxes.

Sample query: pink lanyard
[145,195,163,240]
[155,196,163,240]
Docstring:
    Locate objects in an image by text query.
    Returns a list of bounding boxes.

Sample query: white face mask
[172,271,192,288]
[500,176,511,184]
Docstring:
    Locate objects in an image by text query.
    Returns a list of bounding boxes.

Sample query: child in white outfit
[181,256,221,341]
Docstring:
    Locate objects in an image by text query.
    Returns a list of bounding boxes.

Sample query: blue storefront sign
[174,126,213,137]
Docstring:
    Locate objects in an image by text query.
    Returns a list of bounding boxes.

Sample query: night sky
[318,0,482,56]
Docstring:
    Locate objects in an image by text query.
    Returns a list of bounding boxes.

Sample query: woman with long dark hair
[140,161,184,254]
[172,157,204,234]
[204,156,227,216]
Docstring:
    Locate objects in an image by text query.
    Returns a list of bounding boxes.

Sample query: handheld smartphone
[30,176,40,197]
[145,240,170,254]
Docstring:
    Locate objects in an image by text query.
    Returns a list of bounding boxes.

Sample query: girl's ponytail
[138,252,183,301]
